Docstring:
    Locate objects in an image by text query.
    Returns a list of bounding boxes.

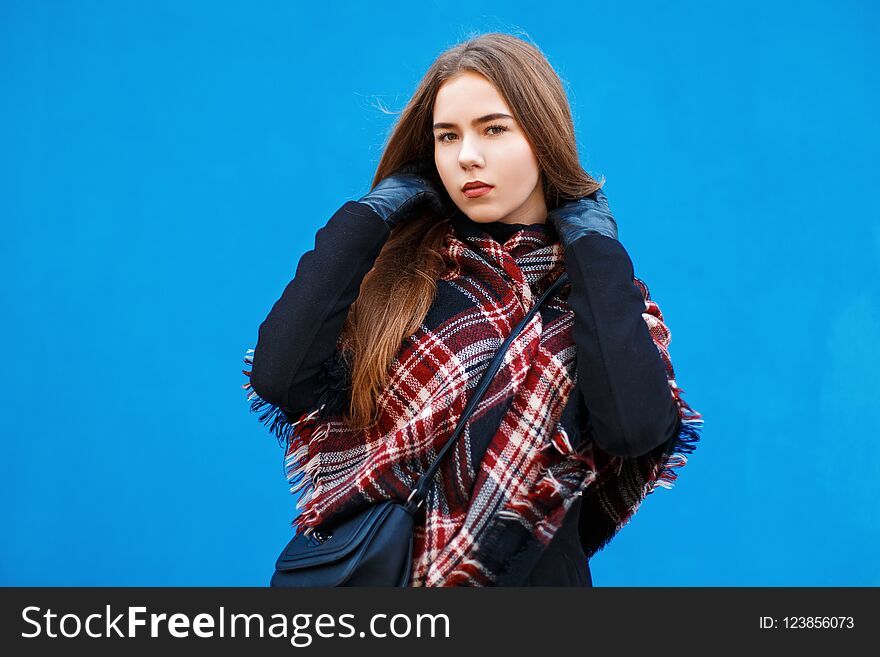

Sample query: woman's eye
[436,124,508,143]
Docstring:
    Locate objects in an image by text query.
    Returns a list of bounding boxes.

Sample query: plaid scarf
[242,214,702,586]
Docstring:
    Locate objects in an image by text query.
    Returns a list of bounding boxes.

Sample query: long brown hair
[339,32,604,430]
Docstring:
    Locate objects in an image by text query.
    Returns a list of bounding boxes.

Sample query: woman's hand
[357,156,447,229]
[547,187,618,248]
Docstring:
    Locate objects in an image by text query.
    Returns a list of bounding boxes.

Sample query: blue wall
[2,0,877,585]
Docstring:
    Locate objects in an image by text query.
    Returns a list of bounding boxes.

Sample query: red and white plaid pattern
[242,221,702,586]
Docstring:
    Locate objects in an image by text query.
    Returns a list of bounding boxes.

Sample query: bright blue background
[2,0,877,586]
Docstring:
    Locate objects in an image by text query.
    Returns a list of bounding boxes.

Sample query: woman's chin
[459,205,504,223]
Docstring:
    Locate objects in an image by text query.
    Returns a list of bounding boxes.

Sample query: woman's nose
[458,136,484,170]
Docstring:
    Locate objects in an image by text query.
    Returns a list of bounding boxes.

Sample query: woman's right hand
[357,156,447,229]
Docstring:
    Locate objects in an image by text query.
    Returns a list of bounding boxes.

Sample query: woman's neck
[451,209,549,245]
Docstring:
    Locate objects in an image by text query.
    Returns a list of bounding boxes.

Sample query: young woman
[242,33,702,587]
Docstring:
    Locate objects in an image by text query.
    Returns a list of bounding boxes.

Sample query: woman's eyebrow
[432,113,513,130]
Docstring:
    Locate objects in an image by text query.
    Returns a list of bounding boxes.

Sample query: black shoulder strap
[405,271,570,513]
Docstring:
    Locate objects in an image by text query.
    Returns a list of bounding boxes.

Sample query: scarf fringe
[650,414,703,492]
[240,348,315,448]
[241,347,328,535]
[648,383,704,494]
[582,385,704,560]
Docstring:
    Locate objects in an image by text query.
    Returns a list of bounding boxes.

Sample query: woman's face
[432,71,547,225]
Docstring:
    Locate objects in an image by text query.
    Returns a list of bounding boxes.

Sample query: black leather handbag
[270,272,570,587]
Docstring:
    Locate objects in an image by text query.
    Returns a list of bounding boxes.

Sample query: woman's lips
[463,185,493,198]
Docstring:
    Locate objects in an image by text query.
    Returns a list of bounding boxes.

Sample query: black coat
[248,201,681,587]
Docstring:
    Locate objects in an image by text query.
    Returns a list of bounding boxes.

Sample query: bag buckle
[406,488,424,509]
[309,529,332,545]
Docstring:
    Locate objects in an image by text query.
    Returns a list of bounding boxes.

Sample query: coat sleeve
[563,233,681,458]
[245,201,391,421]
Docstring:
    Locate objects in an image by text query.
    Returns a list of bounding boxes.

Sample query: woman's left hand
[547,187,618,248]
